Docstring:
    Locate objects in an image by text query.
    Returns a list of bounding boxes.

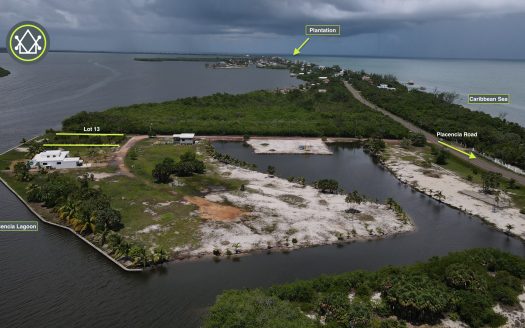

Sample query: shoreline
[0,137,414,270]
[0,134,142,272]
[2,135,522,271]
[382,145,525,240]
[171,161,415,259]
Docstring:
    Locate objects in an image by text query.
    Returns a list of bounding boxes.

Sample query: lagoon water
[1,53,525,327]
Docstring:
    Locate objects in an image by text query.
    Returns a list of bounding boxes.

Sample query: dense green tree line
[62,83,409,139]
[349,72,525,170]
[205,248,525,328]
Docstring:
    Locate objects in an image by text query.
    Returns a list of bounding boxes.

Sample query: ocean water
[295,55,525,127]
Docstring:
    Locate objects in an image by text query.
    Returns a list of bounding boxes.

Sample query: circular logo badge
[6,21,49,63]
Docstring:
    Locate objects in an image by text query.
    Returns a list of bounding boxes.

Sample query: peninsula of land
[1,56,524,271]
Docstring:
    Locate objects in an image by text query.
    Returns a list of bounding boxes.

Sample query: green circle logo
[6,21,49,63]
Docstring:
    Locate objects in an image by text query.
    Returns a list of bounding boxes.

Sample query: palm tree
[505,224,514,235]
[151,248,168,265]
[26,183,42,202]
[70,214,97,235]
[57,200,80,223]
[386,197,395,209]
[129,246,148,268]
[232,243,241,254]
[115,241,130,259]
[434,191,445,202]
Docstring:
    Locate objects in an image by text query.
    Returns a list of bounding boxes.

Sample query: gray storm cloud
[1,0,525,57]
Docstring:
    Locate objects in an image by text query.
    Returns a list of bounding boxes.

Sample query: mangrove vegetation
[205,248,525,328]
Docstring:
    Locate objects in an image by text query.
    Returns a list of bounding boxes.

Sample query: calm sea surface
[1,53,524,328]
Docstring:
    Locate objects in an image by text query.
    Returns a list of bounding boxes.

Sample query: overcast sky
[2,0,525,59]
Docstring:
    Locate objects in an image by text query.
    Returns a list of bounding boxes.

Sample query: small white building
[378,83,396,91]
[30,150,83,169]
[173,133,195,145]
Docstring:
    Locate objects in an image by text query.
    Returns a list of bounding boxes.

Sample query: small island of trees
[0,67,10,77]
[205,248,525,328]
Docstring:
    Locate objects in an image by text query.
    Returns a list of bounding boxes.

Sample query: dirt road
[344,81,525,185]
[112,135,148,177]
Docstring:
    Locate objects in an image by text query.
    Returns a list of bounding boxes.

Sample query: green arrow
[438,141,476,159]
[293,37,311,56]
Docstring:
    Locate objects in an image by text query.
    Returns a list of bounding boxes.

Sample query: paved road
[344,81,525,185]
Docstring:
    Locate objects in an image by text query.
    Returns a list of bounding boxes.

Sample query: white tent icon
[14,29,42,55]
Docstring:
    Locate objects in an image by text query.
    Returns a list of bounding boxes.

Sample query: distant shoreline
[2,49,521,62]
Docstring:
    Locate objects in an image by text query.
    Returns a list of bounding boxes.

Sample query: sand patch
[185,196,245,221]
[247,138,332,154]
[137,224,161,233]
[385,146,525,239]
[173,162,414,257]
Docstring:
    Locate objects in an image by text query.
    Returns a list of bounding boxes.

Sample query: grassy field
[103,138,246,250]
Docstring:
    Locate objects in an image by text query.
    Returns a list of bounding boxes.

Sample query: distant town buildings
[361,75,373,84]
[378,83,396,91]
[30,150,83,169]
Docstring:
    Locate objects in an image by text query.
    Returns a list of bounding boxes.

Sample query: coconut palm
[26,183,42,202]
[151,248,168,265]
[129,245,148,268]
[57,199,80,223]
[70,213,97,235]
[232,243,241,254]
[115,241,130,259]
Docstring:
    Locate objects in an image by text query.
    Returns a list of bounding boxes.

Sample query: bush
[152,157,175,183]
[347,301,373,328]
[445,263,488,291]
[14,162,31,182]
[270,280,316,303]
[204,290,317,328]
[380,319,407,328]
[382,273,450,323]
[456,290,506,328]
[314,179,339,193]
[267,165,276,176]
[317,292,351,325]
[409,133,427,147]
[435,149,448,165]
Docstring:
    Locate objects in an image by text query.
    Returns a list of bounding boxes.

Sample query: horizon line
[1,47,524,62]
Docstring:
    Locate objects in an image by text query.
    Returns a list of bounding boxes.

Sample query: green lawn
[0,149,27,170]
